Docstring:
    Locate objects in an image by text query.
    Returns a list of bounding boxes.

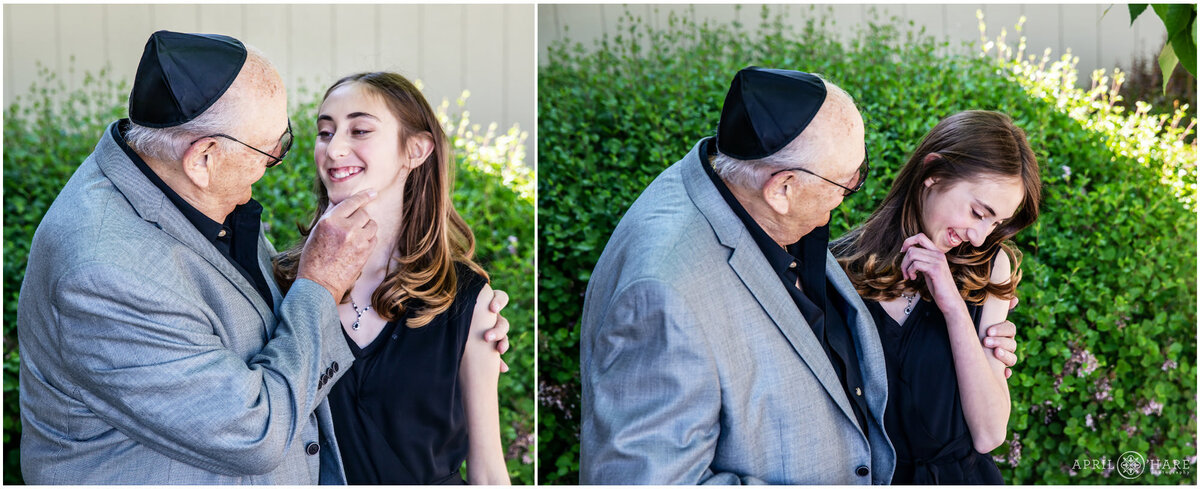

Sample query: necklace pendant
[901,292,916,316]
[903,303,914,315]
[350,297,370,331]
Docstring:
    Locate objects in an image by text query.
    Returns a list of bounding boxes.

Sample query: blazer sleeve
[581,278,758,485]
[50,261,354,476]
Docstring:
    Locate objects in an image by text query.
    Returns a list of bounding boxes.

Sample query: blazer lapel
[257,231,284,326]
[681,139,860,431]
[95,123,276,332]
[825,251,890,434]
[727,243,860,430]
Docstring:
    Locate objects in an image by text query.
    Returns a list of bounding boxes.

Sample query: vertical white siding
[537,3,1170,90]
[3,4,535,160]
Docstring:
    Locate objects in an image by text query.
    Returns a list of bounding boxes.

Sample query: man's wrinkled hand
[297,189,378,301]
[984,320,1019,379]
[484,289,512,373]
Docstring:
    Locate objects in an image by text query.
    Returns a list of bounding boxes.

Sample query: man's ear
[404,131,436,169]
[180,139,218,189]
[761,171,793,215]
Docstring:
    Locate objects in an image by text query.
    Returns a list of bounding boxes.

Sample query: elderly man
[580,67,1018,484]
[17,31,509,484]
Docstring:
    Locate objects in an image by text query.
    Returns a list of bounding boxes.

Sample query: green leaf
[1158,42,1180,93]
[1149,4,1198,79]
[1153,4,1193,36]
[1129,4,1150,25]
[1169,18,1198,75]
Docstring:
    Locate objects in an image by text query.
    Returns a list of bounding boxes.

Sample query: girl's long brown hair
[274,72,487,328]
[831,110,1041,305]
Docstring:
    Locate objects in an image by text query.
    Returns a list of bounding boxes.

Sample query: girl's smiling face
[315,82,413,205]
[920,175,1025,252]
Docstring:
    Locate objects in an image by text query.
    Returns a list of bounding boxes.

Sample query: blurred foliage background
[538,5,1196,484]
[2,65,535,484]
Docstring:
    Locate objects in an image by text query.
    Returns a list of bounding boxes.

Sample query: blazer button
[320,373,329,385]
[856,465,870,477]
[332,361,339,372]
[305,442,320,456]
[326,367,334,378]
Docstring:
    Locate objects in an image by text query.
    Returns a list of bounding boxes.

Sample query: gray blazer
[580,139,896,484]
[17,121,355,484]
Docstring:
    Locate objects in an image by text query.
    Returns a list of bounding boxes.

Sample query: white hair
[712,75,856,189]
[124,47,271,162]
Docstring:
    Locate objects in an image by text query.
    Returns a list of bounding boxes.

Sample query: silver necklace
[901,292,918,315]
[350,297,371,331]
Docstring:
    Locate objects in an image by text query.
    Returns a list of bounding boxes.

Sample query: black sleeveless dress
[329,265,487,484]
[865,298,1005,484]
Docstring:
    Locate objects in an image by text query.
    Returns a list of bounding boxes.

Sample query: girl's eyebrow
[317,112,380,122]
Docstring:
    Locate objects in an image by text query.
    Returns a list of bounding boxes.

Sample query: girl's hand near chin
[900,233,967,318]
[901,233,1014,453]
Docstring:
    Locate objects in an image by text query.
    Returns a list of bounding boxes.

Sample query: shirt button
[789,261,797,268]
[305,442,320,456]
[856,465,869,477]
[856,387,863,397]
[218,229,227,238]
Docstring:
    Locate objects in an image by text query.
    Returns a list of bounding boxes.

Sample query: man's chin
[812,212,832,229]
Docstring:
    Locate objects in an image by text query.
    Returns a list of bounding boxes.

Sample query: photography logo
[1117,451,1146,479]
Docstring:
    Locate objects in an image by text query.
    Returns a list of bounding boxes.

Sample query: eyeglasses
[191,120,293,168]
[770,144,870,196]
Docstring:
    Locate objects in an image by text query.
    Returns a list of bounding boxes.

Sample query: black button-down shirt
[115,120,275,311]
[700,137,869,436]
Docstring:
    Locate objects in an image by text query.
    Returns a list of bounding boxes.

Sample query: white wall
[539,3,1169,87]
[4,4,536,161]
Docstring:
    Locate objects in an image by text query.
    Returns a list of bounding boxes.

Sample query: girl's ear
[404,131,435,169]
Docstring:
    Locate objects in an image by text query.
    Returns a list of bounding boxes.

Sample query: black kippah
[716,66,827,160]
[129,30,248,128]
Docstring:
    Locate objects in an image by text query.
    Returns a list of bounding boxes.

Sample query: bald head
[711,76,864,189]
[125,45,285,163]
[227,48,283,104]
[787,80,865,179]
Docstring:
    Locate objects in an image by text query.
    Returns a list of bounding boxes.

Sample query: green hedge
[538,6,1196,484]
[3,65,535,485]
